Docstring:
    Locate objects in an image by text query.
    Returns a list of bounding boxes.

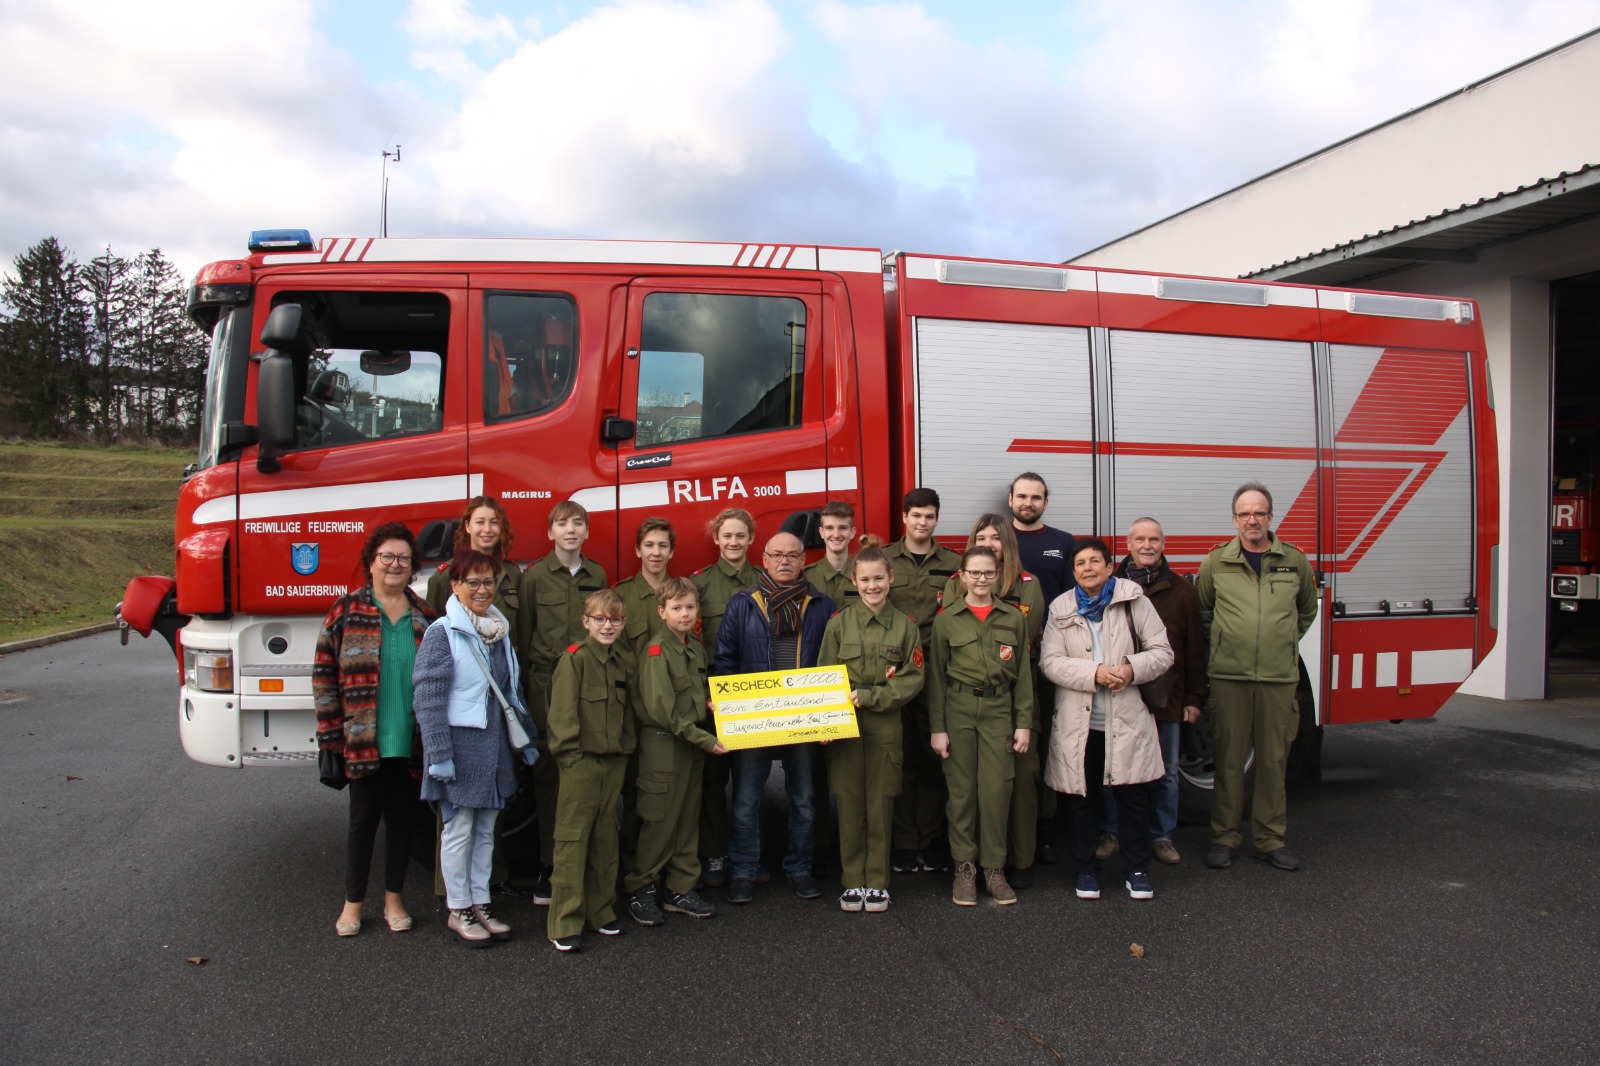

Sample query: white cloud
[404,0,520,84]
[1,0,1597,285]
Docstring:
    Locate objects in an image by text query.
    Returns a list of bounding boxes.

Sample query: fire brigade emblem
[291,543,320,576]
[999,644,1014,662]
[886,665,897,680]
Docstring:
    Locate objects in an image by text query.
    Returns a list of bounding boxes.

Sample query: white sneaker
[838,887,865,912]
[863,887,890,913]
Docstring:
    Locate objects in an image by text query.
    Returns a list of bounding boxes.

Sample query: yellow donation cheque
[709,666,859,750]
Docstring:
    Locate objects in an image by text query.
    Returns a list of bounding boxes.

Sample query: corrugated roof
[1245,164,1600,284]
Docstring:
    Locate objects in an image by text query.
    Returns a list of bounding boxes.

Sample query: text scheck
[245,520,365,533]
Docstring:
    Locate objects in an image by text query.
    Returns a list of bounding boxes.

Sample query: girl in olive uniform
[624,578,728,926]
[818,538,924,913]
[545,589,635,952]
[940,514,1046,885]
[930,546,1035,907]
[691,508,758,887]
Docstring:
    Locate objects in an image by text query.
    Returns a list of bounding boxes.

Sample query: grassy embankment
[0,441,190,644]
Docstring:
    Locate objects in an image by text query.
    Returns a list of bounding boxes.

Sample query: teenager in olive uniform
[940,515,1046,888]
[818,537,924,912]
[885,488,962,874]
[624,578,728,926]
[802,500,857,875]
[614,518,677,870]
[930,546,1034,907]
[691,508,757,888]
[516,501,608,905]
[424,496,525,899]
[805,501,859,607]
[545,589,635,953]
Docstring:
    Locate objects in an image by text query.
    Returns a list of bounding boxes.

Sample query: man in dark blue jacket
[713,531,835,904]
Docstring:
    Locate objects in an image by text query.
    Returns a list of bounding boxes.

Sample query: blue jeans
[729,744,817,881]
[1100,720,1180,841]
[440,805,499,910]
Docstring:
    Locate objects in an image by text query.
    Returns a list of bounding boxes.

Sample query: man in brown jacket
[1104,517,1207,864]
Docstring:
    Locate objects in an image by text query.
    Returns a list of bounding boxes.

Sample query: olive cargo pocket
[635,771,672,823]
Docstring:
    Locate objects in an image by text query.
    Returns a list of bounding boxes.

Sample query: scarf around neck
[1075,578,1117,623]
[758,570,807,637]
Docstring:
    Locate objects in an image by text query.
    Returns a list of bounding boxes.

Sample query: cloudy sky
[3,0,1598,282]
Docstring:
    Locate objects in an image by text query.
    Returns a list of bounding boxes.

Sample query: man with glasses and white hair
[713,532,836,904]
[1196,482,1317,873]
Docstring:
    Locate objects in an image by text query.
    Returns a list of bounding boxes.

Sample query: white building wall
[1068,32,1600,700]
[1071,33,1600,279]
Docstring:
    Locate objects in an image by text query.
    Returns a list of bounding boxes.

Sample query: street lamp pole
[380,145,402,237]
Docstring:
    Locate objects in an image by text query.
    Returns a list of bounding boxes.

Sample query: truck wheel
[1177,707,1253,826]
[1286,678,1323,786]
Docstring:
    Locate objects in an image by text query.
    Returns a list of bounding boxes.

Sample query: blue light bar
[248,228,315,253]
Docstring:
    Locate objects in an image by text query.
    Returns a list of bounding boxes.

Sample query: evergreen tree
[0,237,89,437]
[126,248,201,440]
[85,246,132,440]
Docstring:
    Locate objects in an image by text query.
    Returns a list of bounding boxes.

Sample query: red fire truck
[118,230,1499,807]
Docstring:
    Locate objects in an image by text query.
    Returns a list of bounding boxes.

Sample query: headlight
[184,649,234,692]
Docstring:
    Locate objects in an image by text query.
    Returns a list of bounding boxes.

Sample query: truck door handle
[601,417,636,444]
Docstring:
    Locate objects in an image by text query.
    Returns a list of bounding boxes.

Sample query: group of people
[312,474,1318,953]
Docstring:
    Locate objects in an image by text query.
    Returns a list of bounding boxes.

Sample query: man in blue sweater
[713,531,835,904]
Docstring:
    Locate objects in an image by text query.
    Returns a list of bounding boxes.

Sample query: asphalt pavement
[3,631,1598,1065]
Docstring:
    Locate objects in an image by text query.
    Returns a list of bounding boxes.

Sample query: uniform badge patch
[999,644,1014,662]
[885,665,896,680]
[1019,604,1030,615]
[648,644,662,657]
[912,647,924,668]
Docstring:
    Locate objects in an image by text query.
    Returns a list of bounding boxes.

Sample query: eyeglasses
[376,552,412,566]
[963,569,998,580]
[1233,511,1271,521]
[765,551,804,562]
[586,615,624,627]
[457,578,496,590]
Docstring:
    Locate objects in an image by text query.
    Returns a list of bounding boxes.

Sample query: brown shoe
[984,867,1017,905]
[952,862,978,906]
[1095,833,1119,860]
[1153,839,1181,865]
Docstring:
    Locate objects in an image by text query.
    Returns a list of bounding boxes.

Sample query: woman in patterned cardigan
[314,522,436,937]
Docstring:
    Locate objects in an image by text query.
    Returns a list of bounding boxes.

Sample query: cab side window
[483,293,578,422]
[635,292,806,449]
[271,290,447,451]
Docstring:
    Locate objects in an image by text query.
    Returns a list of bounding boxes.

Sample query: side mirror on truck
[255,304,303,473]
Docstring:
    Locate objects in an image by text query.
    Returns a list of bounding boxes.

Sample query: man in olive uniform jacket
[517,502,608,902]
[885,488,962,873]
[1196,481,1317,873]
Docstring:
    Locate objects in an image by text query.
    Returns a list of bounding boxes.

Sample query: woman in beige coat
[1040,537,1173,901]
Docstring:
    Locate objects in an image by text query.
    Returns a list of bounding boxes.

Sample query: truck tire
[1176,707,1253,826]
[1286,676,1323,786]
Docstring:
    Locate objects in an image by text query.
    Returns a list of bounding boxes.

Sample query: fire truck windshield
[195,304,249,471]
